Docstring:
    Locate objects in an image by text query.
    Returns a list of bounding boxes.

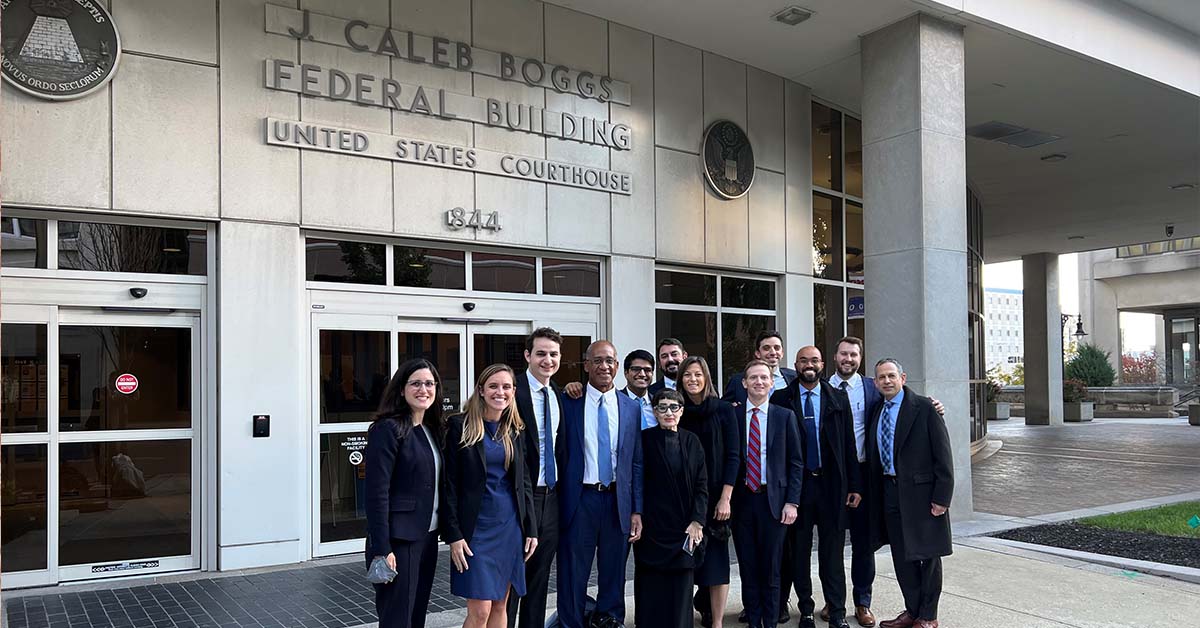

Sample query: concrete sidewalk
[408,537,1200,628]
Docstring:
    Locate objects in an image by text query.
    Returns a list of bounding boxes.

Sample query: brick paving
[973,418,1200,517]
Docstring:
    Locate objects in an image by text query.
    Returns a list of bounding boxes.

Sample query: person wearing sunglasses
[633,389,708,628]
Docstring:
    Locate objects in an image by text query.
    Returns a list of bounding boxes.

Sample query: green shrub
[1063,378,1088,403]
[1064,343,1117,387]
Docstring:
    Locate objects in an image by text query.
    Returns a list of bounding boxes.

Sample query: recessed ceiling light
[1067,235,1085,240]
[1169,183,1197,191]
[772,6,814,25]
[1040,153,1068,162]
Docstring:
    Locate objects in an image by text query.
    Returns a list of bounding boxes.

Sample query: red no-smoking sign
[115,374,139,395]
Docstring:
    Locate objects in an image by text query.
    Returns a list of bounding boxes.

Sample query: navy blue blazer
[440,413,537,545]
[365,418,440,556]
[721,367,797,406]
[731,402,804,519]
[559,389,644,535]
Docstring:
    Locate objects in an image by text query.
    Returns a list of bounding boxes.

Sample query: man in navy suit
[732,359,803,628]
[723,330,797,405]
[648,338,687,396]
[557,340,644,628]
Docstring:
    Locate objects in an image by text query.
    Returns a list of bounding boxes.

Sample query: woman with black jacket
[678,356,741,628]
[365,358,445,628]
[442,363,538,628]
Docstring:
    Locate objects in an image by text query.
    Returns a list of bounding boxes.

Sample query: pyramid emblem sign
[1,0,122,100]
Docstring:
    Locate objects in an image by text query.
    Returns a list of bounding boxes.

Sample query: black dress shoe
[831,621,851,628]
[778,610,792,624]
[739,609,750,623]
[798,614,816,628]
[700,613,713,628]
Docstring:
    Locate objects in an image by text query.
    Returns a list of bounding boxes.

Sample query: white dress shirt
[829,372,867,462]
[771,369,788,392]
[744,400,770,485]
[583,384,620,484]
[663,377,677,390]
[527,370,561,487]
[420,423,441,532]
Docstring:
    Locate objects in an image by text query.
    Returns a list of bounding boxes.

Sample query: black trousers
[507,487,559,628]
[634,564,694,628]
[732,489,786,628]
[373,530,438,628]
[882,479,942,621]
[848,461,875,608]
[780,473,847,621]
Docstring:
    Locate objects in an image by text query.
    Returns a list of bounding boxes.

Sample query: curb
[978,536,1200,585]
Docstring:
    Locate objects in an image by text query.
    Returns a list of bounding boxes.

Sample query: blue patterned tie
[597,395,613,484]
[881,400,896,474]
[541,386,555,489]
[803,391,820,471]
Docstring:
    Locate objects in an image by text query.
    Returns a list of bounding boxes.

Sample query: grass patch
[1080,501,1200,539]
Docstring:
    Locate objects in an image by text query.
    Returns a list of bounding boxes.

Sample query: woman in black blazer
[442,363,538,628]
[365,358,445,628]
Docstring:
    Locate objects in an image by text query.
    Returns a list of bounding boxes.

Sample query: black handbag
[705,519,731,542]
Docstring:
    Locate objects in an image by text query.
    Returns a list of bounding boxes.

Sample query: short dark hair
[837,336,864,354]
[526,327,563,353]
[755,330,783,350]
[657,338,685,354]
[651,388,685,406]
[624,349,654,372]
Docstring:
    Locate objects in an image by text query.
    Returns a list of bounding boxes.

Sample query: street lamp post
[1061,313,1089,365]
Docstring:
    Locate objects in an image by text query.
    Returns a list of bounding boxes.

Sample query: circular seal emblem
[702,120,755,200]
[1,0,122,100]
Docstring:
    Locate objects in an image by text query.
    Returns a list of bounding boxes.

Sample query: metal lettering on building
[1,0,121,100]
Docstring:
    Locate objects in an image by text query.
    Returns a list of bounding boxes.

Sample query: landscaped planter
[1064,401,1094,422]
[986,402,1011,420]
[1189,404,1200,426]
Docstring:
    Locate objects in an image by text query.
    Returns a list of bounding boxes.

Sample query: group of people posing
[365,328,955,628]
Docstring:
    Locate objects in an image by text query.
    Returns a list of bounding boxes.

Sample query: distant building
[985,288,1024,372]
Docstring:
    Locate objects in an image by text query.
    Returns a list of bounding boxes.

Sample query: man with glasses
[557,341,645,628]
[649,338,688,396]
[507,328,567,628]
[622,349,658,430]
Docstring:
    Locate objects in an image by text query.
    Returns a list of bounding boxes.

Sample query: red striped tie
[746,408,762,490]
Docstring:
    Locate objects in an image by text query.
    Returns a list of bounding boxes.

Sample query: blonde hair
[460,363,524,469]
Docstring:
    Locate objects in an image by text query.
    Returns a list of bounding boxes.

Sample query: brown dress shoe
[820,605,830,622]
[855,606,877,627]
[879,610,915,628]
[914,621,938,628]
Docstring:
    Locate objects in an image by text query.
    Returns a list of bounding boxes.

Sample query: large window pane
[59,439,191,565]
[552,335,591,389]
[655,270,716,306]
[814,284,844,376]
[472,252,535,294]
[655,309,717,382]
[2,324,48,433]
[721,277,776,310]
[2,444,48,572]
[59,326,191,431]
[319,432,369,543]
[398,332,462,414]
[813,193,844,280]
[473,334,527,385]
[543,258,601,297]
[845,116,863,197]
[1,217,48,269]
[306,239,386,285]
[58,222,206,275]
[846,201,864,285]
[394,246,465,290]
[812,103,842,191]
[320,330,389,423]
[721,314,776,386]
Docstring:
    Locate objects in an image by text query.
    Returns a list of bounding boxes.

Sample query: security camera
[463,302,476,312]
[1166,223,1175,238]
[129,287,149,299]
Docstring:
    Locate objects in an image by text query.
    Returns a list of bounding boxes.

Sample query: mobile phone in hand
[682,535,694,556]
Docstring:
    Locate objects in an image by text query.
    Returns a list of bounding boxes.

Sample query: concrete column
[861,14,972,519]
[1076,251,1120,378]
[1022,253,1064,425]
[608,254,656,390]
[781,273,815,358]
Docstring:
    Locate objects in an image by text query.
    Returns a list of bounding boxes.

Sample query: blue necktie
[803,391,820,471]
[638,396,655,429]
[881,401,896,474]
[541,386,556,489]
[597,395,613,484]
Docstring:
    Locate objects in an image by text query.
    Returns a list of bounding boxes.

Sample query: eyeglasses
[654,403,683,413]
[796,358,823,365]
[589,357,618,367]
[627,366,653,374]
[407,380,437,389]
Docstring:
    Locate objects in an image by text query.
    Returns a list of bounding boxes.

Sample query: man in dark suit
[621,349,658,429]
[724,330,797,404]
[648,337,687,396]
[867,359,954,628]
[732,359,803,628]
[557,340,644,628]
[507,328,567,628]
[771,346,861,628]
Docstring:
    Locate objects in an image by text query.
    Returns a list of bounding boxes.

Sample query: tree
[1121,351,1159,385]
[1065,343,1117,387]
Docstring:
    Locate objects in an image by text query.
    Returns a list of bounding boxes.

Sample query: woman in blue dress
[442,363,538,628]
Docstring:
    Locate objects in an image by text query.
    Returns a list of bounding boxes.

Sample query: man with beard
[771,346,860,628]
[723,331,797,405]
[649,338,687,396]
[622,349,658,429]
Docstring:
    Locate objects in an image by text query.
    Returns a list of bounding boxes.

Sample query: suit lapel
[516,374,537,434]
[893,387,917,454]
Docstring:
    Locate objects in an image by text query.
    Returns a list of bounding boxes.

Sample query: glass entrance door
[1166,314,1198,386]
[2,306,202,586]
[311,314,594,557]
